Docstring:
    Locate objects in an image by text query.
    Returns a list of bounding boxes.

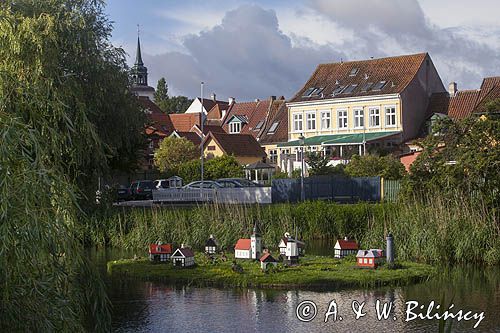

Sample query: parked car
[129,180,155,200]
[115,185,131,201]
[183,181,222,189]
[153,179,170,190]
[216,178,262,187]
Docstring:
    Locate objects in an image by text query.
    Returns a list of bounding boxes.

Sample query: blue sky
[105,0,500,100]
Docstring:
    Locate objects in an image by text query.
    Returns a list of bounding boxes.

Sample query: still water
[91,243,500,333]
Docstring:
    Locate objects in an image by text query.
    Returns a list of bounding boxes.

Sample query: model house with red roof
[149,242,173,262]
[334,237,359,258]
[234,222,263,260]
[356,249,384,268]
[260,253,278,271]
[171,245,195,268]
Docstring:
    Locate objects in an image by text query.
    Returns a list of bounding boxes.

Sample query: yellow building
[279,53,446,167]
[202,132,266,165]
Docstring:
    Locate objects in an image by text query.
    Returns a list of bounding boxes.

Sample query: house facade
[333,238,359,258]
[171,247,195,267]
[202,132,266,165]
[279,53,446,168]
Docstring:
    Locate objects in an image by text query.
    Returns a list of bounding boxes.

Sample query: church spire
[135,25,144,66]
[130,24,148,86]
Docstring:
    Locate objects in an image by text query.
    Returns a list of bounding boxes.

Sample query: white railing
[153,187,272,204]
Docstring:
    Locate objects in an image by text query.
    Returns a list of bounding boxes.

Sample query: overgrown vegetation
[107,255,435,290]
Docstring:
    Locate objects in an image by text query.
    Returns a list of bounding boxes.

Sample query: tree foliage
[345,155,406,180]
[154,78,193,114]
[306,152,346,176]
[176,155,244,183]
[154,137,199,173]
[404,112,500,205]
[0,0,145,330]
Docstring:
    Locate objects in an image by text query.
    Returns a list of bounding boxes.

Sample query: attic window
[343,84,358,94]
[331,86,345,96]
[268,121,279,134]
[361,82,373,92]
[349,68,359,76]
[255,121,264,130]
[302,87,316,97]
[372,81,387,91]
[310,87,325,96]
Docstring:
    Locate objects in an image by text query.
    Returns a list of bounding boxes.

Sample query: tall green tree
[0,0,145,330]
[154,77,169,111]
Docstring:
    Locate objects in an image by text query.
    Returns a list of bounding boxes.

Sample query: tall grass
[86,197,499,265]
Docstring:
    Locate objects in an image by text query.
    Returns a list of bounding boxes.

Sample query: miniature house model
[334,237,359,258]
[205,235,217,254]
[148,242,173,262]
[171,245,195,267]
[356,249,384,268]
[260,253,278,271]
[278,232,305,256]
[283,234,300,265]
[234,222,262,259]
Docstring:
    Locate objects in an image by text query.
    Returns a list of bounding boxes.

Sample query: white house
[171,247,195,267]
[185,94,231,115]
[260,253,278,271]
[278,232,305,256]
[334,237,359,258]
[234,222,263,259]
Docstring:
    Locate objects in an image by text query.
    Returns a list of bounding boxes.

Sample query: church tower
[130,27,155,100]
[250,221,262,260]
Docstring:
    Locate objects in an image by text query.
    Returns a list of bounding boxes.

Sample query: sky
[105,0,500,101]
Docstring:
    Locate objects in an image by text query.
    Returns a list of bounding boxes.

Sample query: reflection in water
[90,249,500,332]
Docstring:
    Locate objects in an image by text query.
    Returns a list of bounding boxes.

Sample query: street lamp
[200,82,204,199]
[299,133,305,201]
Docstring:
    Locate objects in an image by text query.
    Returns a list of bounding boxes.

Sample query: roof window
[342,84,358,94]
[372,81,387,91]
[255,120,264,130]
[361,82,373,92]
[267,121,279,134]
[302,87,316,97]
[332,86,345,96]
[349,68,359,76]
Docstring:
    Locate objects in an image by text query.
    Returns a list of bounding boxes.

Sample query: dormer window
[229,122,241,134]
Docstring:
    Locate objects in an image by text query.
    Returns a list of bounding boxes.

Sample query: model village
[146,221,396,273]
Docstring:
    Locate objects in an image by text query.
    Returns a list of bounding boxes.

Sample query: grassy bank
[107,254,435,290]
[86,197,499,266]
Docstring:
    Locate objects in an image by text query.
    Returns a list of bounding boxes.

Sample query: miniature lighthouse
[250,221,262,260]
[284,232,299,265]
[386,233,394,264]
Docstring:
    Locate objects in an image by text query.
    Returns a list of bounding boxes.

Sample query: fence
[272,176,381,203]
[381,179,401,202]
[153,187,272,204]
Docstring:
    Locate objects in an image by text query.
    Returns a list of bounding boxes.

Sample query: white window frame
[353,108,364,129]
[305,112,316,131]
[229,122,242,134]
[369,107,380,128]
[337,109,348,130]
[320,110,331,130]
[385,106,397,127]
[292,113,303,132]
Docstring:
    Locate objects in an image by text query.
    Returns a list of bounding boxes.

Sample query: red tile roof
[289,53,429,103]
[235,239,251,250]
[174,131,202,146]
[259,253,277,263]
[149,243,173,254]
[259,99,288,144]
[426,76,500,120]
[169,113,202,132]
[204,132,266,157]
[223,100,272,138]
[336,239,359,250]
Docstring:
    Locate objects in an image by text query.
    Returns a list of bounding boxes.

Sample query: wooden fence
[381,179,402,202]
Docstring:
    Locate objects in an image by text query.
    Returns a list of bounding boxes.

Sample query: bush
[345,154,406,180]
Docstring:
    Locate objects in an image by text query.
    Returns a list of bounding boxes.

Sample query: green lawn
[107,254,436,290]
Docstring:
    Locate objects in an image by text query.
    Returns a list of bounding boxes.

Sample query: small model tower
[284,233,299,265]
[250,221,262,260]
[205,234,218,254]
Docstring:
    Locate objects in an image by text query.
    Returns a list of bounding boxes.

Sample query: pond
[90,243,500,332]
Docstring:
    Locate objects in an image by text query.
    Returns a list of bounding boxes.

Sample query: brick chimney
[448,82,457,96]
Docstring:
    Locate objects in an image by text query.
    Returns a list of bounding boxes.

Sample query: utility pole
[200,82,204,193]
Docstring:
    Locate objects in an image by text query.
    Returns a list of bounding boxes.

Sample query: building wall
[185,99,207,114]
[400,55,446,141]
[287,95,403,141]
[400,151,422,172]
[204,137,263,165]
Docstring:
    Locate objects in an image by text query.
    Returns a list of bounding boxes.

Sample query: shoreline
[107,254,436,291]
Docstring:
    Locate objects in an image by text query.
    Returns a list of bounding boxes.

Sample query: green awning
[277,131,401,147]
